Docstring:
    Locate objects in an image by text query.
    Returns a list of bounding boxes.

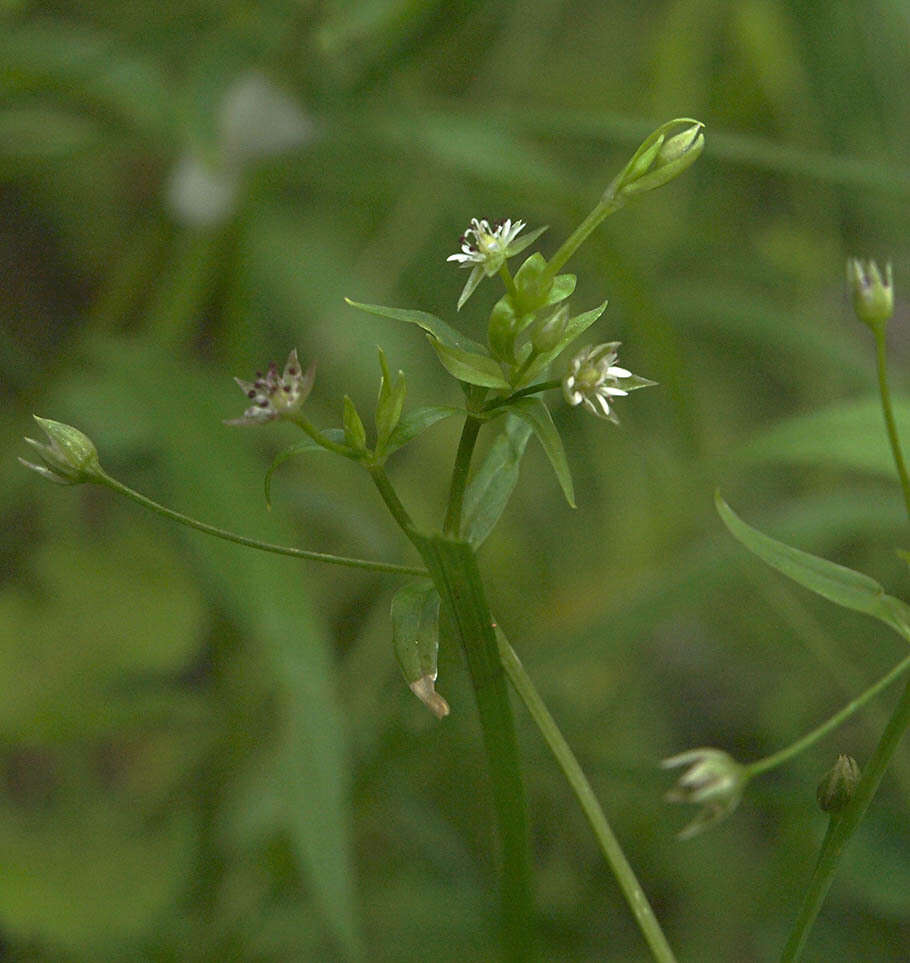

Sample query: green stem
[367,464,416,534]
[497,630,677,963]
[443,415,483,535]
[780,678,910,961]
[288,411,356,458]
[540,196,623,283]
[874,331,910,521]
[747,653,910,778]
[412,534,534,962]
[499,262,518,299]
[97,472,426,577]
[483,379,562,413]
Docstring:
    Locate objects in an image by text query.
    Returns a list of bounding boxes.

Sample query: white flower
[447,218,527,270]
[447,217,546,310]
[226,349,316,426]
[562,342,654,423]
[662,748,747,840]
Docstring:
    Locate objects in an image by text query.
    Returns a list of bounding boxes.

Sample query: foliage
[4,0,910,960]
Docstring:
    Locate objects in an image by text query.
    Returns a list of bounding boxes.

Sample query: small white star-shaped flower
[562,343,654,423]
[446,216,546,309]
[226,349,315,426]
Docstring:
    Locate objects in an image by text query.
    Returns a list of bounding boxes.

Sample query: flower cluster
[226,349,316,426]
[562,343,655,423]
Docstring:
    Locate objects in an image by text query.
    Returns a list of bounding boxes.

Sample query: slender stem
[781,678,910,961]
[367,464,416,535]
[540,197,623,283]
[443,415,483,535]
[96,472,426,577]
[497,630,677,963]
[288,411,356,458]
[483,379,562,413]
[874,331,910,520]
[499,262,518,299]
[747,653,910,778]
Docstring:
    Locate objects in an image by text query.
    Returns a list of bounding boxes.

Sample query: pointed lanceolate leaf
[386,405,462,455]
[344,298,485,353]
[391,580,448,718]
[509,397,576,508]
[716,492,910,640]
[264,429,346,507]
[462,416,533,546]
[342,395,367,451]
[428,336,511,389]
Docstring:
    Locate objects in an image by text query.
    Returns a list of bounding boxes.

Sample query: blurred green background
[3,0,910,959]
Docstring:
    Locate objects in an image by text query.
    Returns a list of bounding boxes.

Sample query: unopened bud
[817,754,860,814]
[19,416,104,485]
[532,305,570,354]
[606,119,705,202]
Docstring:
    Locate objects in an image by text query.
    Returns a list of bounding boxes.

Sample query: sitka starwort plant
[21,118,705,963]
[662,258,910,960]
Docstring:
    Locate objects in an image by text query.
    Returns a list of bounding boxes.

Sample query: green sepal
[716,492,910,640]
[374,348,406,458]
[344,298,485,354]
[342,395,368,451]
[509,397,576,508]
[488,294,521,364]
[386,405,462,455]
[428,335,511,389]
[543,273,576,306]
[507,224,549,257]
[462,415,533,546]
[264,429,346,507]
[391,580,449,718]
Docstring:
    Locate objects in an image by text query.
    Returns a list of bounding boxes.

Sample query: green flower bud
[532,305,570,354]
[847,258,893,331]
[817,754,860,814]
[19,416,104,485]
[606,118,705,203]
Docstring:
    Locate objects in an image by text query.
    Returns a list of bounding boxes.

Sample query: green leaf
[374,349,406,457]
[342,395,367,451]
[462,416,532,547]
[544,273,577,305]
[716,492,910,640]
[427,336,511,389]
[391,580,448,718]
[509,397,576,508]
[264,429,345,507]
[344,298,485,353]
[525,300,608,379]
[385,405,462,454]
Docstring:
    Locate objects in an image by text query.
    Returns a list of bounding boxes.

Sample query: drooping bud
[816,754,860,814]
[847,258,894,332]
[662,747,748,839]
[19,417,105,485]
